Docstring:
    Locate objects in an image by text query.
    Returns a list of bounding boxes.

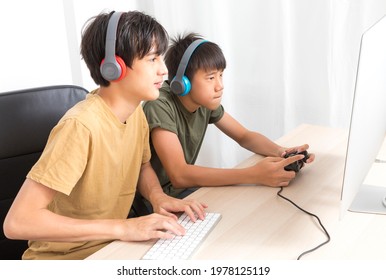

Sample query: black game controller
[284,150,309,172]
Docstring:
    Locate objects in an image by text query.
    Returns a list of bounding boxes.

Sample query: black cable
[277,187,331,260]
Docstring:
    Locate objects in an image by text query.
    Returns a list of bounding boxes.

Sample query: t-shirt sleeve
[143,99,178,134]
[140,109,152,164]
[27,119,90,195]
[209,104,225,124]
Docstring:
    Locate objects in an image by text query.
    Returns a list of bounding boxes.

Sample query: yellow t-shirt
[23,91,151,260]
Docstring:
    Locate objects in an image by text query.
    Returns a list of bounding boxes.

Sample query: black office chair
[0,85,87,259]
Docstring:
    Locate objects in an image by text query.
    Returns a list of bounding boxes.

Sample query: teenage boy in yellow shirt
[4,12,206,260]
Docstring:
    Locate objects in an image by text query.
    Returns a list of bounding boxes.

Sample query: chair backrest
[0,85,87,259]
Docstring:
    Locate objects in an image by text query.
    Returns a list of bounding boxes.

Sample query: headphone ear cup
[170,75,191,96]
[170,77,183,95]
[114,55,126,81]
[179,76,191,96]
[100,55,126,81]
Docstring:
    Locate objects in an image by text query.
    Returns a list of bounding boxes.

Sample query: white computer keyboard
[142,212,221,260]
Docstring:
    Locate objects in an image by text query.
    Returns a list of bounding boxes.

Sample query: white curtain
[144,0,386,168]
[2,0,386,168]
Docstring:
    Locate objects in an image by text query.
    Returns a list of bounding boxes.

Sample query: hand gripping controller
[284,150,309,172]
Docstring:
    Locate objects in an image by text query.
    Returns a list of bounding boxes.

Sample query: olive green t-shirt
[24,90,151,259]
[142,81,224,197]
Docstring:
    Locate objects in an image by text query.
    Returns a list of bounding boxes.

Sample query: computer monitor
[340,14,386,216]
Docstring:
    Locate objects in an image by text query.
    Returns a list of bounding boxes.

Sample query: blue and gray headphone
[170,39,207,96]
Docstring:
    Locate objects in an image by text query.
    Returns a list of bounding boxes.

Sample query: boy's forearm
[137,162,166,204]
[5,205,124,242]
[240,131,285,157]
[4,179,125,242]
[170,164,257,188]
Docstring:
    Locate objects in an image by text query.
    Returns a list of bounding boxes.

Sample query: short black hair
[165,32,226,83]
[80,11,169,87]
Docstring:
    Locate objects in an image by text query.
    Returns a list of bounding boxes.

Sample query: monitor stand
[349,184,386,214]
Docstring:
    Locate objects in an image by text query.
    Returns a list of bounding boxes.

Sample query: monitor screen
[340,15,386,216]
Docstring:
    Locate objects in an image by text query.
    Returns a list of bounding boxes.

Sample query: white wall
[0,0,73,91]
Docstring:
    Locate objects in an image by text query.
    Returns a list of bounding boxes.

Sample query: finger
[189,203,207,221]
[278,181,291,187]
[155,230,176,240]
[282,154,304,167]
[278,171,297,186]
[158,208,178,221]
[288,145,309,154]
[280,170,296,182]
[158,217,185,236]
[297,144,309,152]
[284,144,309,155]
[147,213,184,234]
[190,199,208,212]
[305,153,315,163]
[283,148,297,156]
[182,200,208,220]
[267,156,286,162]
[183,206,197,222]
[147,225,176,240]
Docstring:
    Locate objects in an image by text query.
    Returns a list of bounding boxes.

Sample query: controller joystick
[284,150,309,172]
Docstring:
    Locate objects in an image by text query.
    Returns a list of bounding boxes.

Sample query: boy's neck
[178,95,201,113]
[98,86,140,123]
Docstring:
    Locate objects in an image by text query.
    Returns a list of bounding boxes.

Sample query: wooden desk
[86,124,386,260]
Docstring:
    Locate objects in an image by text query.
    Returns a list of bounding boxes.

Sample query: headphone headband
[170,39,207,96]
[100,12,126,81]
[105,12,122,62]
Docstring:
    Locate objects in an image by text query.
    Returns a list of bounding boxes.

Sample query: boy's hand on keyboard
[121,213,185,241]
[151,193,208,222]
[142,212,222,260]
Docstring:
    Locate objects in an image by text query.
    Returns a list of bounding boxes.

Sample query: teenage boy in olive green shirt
[143,33,315,199]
